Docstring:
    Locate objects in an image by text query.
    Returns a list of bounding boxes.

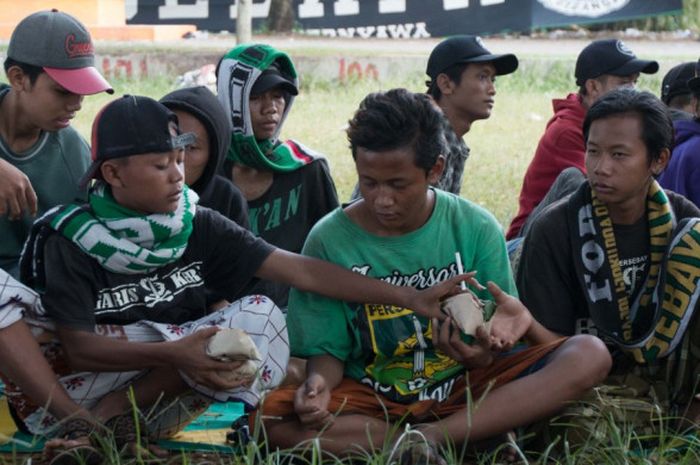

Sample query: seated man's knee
[561,335,612,387]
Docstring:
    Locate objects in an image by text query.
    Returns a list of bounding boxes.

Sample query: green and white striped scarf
[217,43,314,172]
[23,183,198,279]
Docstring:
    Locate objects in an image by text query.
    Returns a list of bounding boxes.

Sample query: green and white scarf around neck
[27,183,198,276]
[217,43,314,173]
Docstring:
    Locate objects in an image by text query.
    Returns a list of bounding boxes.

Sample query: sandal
[386,424,447,465]
[104,412,167,459]
[45,417,104,465]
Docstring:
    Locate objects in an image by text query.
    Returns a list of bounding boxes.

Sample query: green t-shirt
[0,87,90,277]
[288,189,516,404]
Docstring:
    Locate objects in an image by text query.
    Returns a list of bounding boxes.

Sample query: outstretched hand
[412,272,483,319]
[487,281,533,352]
[294,373,333,431]
[0,159,37,220]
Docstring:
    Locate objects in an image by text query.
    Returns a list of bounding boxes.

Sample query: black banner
[127,0,683,38]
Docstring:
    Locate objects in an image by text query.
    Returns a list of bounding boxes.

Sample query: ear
[436,73,455,96]
[100,161,125,187]
[584,78,599,97]
[428,155,446,185]
[651,148,670,176]
[6,65,29,91]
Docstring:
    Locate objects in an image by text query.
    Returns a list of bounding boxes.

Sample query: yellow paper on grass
[171,428,229,445]
[0,397,17,442]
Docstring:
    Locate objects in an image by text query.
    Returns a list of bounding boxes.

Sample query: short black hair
[583,88,673,164]
[668,92,694,110]
[426,62,468,101]
[3,57,43,86]
[347,88,445,172]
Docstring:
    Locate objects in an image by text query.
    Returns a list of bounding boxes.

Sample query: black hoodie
[160,86,249,229]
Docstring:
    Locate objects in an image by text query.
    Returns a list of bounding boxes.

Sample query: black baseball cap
[426,35,518,80]
[575,39,658,86]
[251,62,298,96]
[688,58,700,94]
[661,62,696,104]
[79,95,195,187]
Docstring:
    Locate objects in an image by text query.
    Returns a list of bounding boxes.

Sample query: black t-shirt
[41,207,275,330]
[239,158,339,307]
[517,190,700,337]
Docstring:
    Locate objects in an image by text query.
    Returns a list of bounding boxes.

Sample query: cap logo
[537,0,629,18]
[65,33,94,58]
[616,40,634,57]
[475,36,485,48]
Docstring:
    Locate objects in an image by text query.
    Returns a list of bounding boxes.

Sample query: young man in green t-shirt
[261,89,612,460]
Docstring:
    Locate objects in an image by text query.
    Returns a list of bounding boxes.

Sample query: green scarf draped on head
[217,43,315,172]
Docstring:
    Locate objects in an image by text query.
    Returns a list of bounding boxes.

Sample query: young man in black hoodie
[160,86,249,229]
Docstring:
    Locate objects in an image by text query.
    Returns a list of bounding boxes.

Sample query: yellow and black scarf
[569,180,700,364]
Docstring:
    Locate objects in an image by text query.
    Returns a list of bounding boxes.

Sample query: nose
[261,95,280,114]
[591,154,612,176]
[487,80,496,96]
[67,94,83,112]
[374,185,395,208]
[170,157,185,184]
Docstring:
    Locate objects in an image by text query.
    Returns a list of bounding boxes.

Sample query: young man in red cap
[508,39,658,240]
[0,9,112,455]
[0,9,112,278]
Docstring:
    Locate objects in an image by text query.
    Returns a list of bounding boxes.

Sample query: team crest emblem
[537,0,630,18]
[616,40,634,57]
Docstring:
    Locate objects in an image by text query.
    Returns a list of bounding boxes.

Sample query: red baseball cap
[8,9,112,95]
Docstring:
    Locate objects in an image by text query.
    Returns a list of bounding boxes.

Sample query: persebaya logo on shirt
[537,0,629,18]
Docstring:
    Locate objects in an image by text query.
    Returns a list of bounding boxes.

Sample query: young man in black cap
[348,35,517,201]
[659,58,700,208]
[14,95,468,445]
[660,61,697,122]
[0,9,112,278]
[424,35,518,195]
[508,39,658,240]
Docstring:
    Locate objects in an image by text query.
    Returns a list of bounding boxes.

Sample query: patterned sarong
[0,273,289,436]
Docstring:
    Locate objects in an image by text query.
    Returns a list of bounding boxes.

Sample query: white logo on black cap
[537,0,629,18]
[616,40,634,57]
[475,36,485,49]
